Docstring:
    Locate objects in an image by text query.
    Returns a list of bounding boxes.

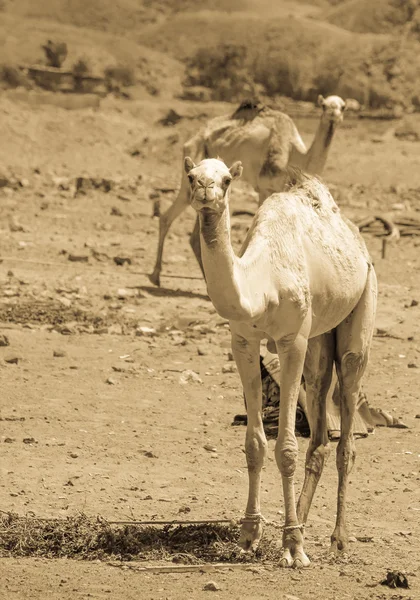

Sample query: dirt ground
[0,94,419,599]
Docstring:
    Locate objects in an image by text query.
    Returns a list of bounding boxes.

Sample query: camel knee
[305,443,331,476]
[275,439,298,478]
[245,428,268,472]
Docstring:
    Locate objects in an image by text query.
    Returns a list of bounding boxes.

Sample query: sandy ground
[0,95,419,599]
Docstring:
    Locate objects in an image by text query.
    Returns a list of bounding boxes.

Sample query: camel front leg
[189,216,205,278]
[149,178,191,286]
[296,332,334,525]
[275,333,309,568]
[231,331,267,552]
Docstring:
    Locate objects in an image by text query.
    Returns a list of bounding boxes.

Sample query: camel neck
[199,207,252,321]
[304,119,337,175]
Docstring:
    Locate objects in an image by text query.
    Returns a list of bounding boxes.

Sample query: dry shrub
[104,64,136,87]
[72,58,91,77]
[0,513,284,563]
[0,65,29,89]
[184,44,256,102]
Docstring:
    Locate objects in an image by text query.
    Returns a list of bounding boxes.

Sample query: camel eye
[223,177,232,187]
[188,175,194,185]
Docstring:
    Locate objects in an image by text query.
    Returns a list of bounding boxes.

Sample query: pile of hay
[0,513,284,564]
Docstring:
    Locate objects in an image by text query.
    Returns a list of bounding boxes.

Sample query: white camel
[150,95,346,286]
[184,156,377,567]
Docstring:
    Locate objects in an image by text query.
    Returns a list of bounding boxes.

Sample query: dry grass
[0,513,284,563]
[325,0,417,34]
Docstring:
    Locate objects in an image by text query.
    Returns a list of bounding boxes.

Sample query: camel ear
[184,157,195,174]
[229,161,243,180]
[317,94,325,107]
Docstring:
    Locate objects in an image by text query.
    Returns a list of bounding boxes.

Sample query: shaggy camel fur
[150,95,346,286]
[184,157,377,568]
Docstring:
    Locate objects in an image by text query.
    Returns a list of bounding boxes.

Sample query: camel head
[317,95,346,125]
[184,157,242,214]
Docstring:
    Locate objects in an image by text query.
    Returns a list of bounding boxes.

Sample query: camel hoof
[279,548,293,568]
[293,554,310,569]
[148,270,161,287]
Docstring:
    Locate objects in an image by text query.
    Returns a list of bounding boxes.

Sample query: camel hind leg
[149,132,205,286]
[331,264,377,555]
[296,331,335,525]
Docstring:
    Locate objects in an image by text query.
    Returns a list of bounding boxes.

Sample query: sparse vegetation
[0,65,29,89]
[104,64,136,88]
[184,44,256,101]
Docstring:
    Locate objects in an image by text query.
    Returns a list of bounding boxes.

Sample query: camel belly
[308,260,369,338]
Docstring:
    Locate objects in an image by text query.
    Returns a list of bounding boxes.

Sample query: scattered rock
[197,346,207,356]
[68,254,89,263]
[179,370,203,385]
[117,288,136,299]
[415,414,420,419]
[407,363,418,368]
[111,206,123,217]
[222,363,236,373]
[23,438,37,444]
[178,505,191,514]
[203,581,221,592]
[203,443,217,453]
[142,450,158,458]
[136,326,156,337]
[58,297,72,308]
[114,256,132,266]
[106,377,118,385]
[53,349,67,358]
[75,177,114,195]
[4,354,21,365]
[4,438,15,443]
[9,216,25,232]
[380,571,409,589]
[69,452,79,459]
[0,334,10,347]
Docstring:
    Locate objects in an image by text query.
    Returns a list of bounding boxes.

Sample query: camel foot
[329,540,349,558]
[330,528,349,556]
[149,269,161,287]
[238,520,263,553]
[279,547,310,569]
[279,527,310,568]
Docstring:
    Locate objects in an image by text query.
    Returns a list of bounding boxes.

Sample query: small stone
[53,349,67,358]
[415,414,420,419]
[58,297,72,308]
[0,334,10,347]
[117,288,135,299]
[197,346,207,356]
[203,443,217,453]
[111,206,123,216]
[179,370,202,384]
[106,377,117,385]
[407,363,418,369]
[203,581,221,592]
[4,355,21,365]
[69,452,78,459]
[136,326,156,336]
[222,363,236,373]
[4,438,15,443]
[23,438,37,444]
